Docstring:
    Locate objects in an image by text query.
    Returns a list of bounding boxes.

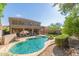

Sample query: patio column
[23,28,25,31]
[10,28,12,33]
[32,29,34,35]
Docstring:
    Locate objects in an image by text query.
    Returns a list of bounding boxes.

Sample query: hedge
[55,34,69,47]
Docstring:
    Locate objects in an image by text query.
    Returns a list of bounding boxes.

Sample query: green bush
[48,35,54,40]
[62,16,79,37]
[55,34,69,47]
[47,34,55,40]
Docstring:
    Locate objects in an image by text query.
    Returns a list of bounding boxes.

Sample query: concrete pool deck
[0,36,55,56]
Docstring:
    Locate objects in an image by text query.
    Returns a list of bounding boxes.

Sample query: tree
[54,3,79,37]
[0,3,6,21]
[62,16,74,35]
[49,23,61,31]
[0,3,6,37]
[53,3,78,15]
[48,23,61,34]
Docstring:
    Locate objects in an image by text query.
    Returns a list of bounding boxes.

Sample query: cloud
[15,14,22,17]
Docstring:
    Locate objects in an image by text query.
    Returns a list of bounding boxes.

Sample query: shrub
[3,26,10,35]
[48,35,54,40]
[47,34,55,40]
[55,34,69,47]
[62,16,79,37]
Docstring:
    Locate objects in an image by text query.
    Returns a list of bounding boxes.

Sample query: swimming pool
[9,36,48,54]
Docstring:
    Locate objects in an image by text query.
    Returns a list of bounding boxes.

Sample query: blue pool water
[9,36,48,54]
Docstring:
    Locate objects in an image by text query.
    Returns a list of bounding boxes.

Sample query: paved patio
[39,44,65,56]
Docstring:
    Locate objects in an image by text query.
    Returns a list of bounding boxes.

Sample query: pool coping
[0,36,55,56]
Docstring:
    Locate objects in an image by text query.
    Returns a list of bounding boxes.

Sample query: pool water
[9,36,48,54]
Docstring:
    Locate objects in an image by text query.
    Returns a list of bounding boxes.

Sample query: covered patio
[10,26,41,36]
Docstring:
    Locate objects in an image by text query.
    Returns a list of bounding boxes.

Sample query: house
[9,17,48,35]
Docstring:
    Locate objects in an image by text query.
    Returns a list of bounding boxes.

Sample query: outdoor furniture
[20,30,29,37]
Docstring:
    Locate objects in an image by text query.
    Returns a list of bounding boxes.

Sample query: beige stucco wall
[0,30,2,37]
[3,34,16,45]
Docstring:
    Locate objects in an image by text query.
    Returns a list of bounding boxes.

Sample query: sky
[2,3,65,26]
